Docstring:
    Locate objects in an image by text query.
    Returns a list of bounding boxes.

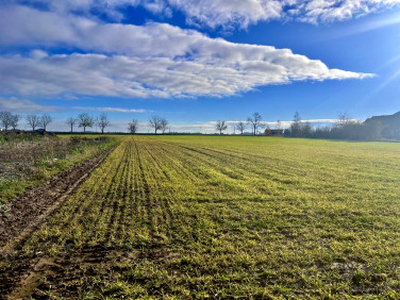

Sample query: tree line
[216,112,270,135]
[0,111,171,135]
[283,112,387,141]
[215,111,392,141]
[1,109,396,140]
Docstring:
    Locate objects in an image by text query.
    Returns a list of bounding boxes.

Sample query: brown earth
[0,147,114,298]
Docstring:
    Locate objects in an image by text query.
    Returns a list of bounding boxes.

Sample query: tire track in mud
[0,147,116,253]
[0,147,116,299]
[1,142,131,299]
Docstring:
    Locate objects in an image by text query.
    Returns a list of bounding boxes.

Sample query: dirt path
[0,147,115,253]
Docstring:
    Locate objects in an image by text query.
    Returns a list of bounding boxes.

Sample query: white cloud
[170,0,400,27]
[0,97,56,112]
[3,0,400,29]
[73,106,146,113]
[0,52,372,98]
[0,6,372,98]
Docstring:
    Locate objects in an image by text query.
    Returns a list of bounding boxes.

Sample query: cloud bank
[4,0,399,28]
[0,97,56,113]
[0,5,372,98]
[170,0,400,28]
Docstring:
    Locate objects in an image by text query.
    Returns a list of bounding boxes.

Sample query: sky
[0,0,400,133]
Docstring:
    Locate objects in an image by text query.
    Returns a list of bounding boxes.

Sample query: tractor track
[0,146,115,253]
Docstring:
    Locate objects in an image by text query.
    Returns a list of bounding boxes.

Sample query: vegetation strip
[0,147,115,252]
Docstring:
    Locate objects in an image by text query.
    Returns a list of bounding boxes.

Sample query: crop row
[11,136,400,298]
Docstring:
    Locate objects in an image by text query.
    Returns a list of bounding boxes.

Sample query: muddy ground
[0,147,114,298]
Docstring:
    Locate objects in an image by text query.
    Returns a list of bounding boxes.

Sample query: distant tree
[77,113,94,133]
[0,111,12,130]
[215,120,228,135]
[149,116,162,134]
[26,113,41,132]
[289,111,302,137]
[128,119,139,134]
[335,112,353,128]
[302,122,313,137]
[288,112,313,137]
[235,121,246,135]
[10,114,19,130]
[66,117,77,133]
[40,114,53,131]
[160,118,169,134]
[247,112,263,135]
[97,113,110,134]
[276,120,282,130]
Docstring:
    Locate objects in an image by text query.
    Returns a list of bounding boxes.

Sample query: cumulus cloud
[4,0,399,28]
[171,0,400,27]
[0,51,372,98]
[0,5,372,98]
[0,97,56,113]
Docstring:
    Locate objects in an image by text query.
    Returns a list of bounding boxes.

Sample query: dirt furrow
[0,147,115,253]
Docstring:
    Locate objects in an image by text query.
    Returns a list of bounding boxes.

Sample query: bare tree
[128,119,139,134]
[215,120,228,135]
[10,114,19,130]
[149,116,162,134]
[40,114,53,131]
[336,112,353,127]
[247,112,263,135]
[97,113,110,134]
[77,113,94,133]
[160,118,169,134]
[0,111,12,131]
[276,120,282,130]
[66,117,77,133]
[289,111,304,137]
[235,121,246,135]
[26,113,41,132]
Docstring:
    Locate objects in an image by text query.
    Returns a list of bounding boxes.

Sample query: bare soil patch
[0,147,114,252]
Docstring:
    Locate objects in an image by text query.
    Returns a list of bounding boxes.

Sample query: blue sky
[0,0,400,133]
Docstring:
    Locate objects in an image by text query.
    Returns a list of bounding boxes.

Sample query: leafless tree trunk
[66,117,77,133]
[149,116,162,134]
[247,112,262,135]
[26,114,41,132]
[235,121,246,134]
[40,114,53,131]
[160,118,168,134]
[215,120,228,135]
[128,119,139,133]
[97,113,110,134]
[77,113,94,133]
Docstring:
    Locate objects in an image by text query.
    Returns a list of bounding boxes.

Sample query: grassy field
[0,135,116,206]
[3,135,400,298]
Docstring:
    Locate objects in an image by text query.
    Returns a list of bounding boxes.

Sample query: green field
[4,135,400,298]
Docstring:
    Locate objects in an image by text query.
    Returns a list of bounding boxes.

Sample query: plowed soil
[0,147,114,298]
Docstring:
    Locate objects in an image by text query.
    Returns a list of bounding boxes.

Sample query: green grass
[14,136,400,298]
[0,135,117,205]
